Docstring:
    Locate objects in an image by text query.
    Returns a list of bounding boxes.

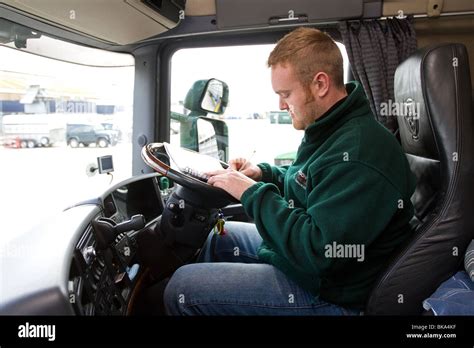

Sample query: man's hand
[206,169,257,201]
[229,158,263,181]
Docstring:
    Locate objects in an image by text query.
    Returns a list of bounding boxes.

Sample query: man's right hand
[229,158,262,181]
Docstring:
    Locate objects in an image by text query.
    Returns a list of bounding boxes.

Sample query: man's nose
[279,98,288,110]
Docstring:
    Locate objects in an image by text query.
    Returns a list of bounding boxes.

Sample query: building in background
[0,72,122,147]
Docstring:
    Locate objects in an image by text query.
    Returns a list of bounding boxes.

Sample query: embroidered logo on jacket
[295,170,307,189]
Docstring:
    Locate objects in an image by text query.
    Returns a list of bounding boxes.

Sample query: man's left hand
[206,169,257,201]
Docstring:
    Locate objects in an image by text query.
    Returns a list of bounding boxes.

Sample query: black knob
[91,217,117,250]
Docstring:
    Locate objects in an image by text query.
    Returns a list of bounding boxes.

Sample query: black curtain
[338,17,417,133]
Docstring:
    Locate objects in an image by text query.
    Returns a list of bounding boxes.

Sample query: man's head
[268,27,347,130]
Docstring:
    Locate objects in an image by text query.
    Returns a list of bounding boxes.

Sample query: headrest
[395,43,472,161]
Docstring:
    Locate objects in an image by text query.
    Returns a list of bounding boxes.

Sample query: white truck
[1,113,66,148]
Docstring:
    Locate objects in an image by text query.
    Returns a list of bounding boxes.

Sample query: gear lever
[92,214,145,250]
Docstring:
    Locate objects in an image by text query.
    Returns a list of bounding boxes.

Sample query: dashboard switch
[167,202,182,213]
[167,202,185,227]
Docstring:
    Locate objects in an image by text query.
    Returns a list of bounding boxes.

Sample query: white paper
[164,142,225,176]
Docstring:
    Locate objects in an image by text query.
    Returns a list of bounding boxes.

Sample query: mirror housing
[172,79,230,161]
[184,78,229,116]
[171,115,229,162]
[198,116,229,162]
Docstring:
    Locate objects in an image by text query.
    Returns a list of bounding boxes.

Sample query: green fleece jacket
[240,81,416,309]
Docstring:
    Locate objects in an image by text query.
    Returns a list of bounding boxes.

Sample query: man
[164,27,416,315]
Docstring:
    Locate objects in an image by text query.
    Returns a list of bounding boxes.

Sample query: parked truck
[1,113,65,148]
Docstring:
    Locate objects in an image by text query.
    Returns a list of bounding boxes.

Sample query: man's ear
[312,72,330,98]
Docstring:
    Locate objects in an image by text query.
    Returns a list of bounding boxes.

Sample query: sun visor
[215,0,382,29]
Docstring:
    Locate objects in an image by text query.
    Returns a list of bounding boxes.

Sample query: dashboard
[103,176,164,223]
[0,173,166,315]
[0,172,245,315]
[68,175,165,315]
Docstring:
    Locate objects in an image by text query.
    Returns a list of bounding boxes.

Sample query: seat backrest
[366,43,474,315]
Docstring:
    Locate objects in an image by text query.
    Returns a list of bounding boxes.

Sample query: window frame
[156,26,347,147]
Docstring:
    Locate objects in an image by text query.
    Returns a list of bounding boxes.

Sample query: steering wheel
[141,143,237,208]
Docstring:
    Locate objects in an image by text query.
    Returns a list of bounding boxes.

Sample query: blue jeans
[164,221,361,315]
[423,271,474,315]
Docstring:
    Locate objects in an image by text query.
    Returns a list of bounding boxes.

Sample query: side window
[0,27,134,241]
[170,42,349,165]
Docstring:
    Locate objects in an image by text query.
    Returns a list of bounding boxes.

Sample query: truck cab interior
[0,0,473,320]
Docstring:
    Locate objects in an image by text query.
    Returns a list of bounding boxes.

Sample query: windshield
[0,25,135,243]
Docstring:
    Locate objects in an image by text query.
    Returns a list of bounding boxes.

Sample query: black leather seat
[366,43,474,315]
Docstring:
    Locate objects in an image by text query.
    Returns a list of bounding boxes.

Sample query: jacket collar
[302,81,371,146]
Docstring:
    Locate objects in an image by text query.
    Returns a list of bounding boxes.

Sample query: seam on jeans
[437,288,465,299]
[457,278,470,289]
[438,289,472,300]
[180,302,353,316]
[184,301,333,310]
[217,249,260,260]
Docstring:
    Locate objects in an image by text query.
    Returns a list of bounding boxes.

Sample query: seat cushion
[465,240,474,281]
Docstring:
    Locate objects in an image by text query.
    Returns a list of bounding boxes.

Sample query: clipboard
[163,142,228,182]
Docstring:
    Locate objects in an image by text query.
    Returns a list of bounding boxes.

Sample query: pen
[239,149,256,172]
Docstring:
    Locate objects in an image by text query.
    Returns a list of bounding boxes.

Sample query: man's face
[271,63,321,130]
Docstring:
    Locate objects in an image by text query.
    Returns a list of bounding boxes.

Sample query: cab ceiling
[0,0,473,46]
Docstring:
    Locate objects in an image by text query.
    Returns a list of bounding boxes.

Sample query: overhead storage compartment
[0,0,185,45]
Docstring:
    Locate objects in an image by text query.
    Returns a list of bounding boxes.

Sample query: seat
[365,43,474,315]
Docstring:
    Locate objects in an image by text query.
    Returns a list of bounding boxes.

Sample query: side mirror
[172,79,230,161]
[196,117,228,161]
[200,79,228,115]
[183,78,229,116]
